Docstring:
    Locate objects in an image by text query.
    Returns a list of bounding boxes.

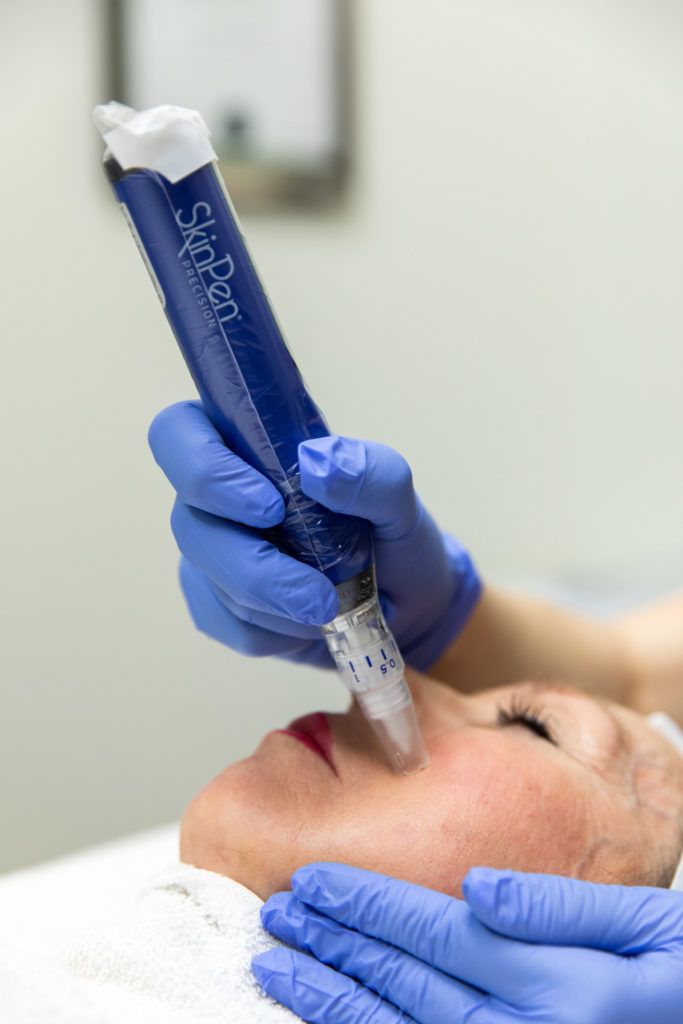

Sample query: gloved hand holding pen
[148,399,481,671]
[254,863,683,1024]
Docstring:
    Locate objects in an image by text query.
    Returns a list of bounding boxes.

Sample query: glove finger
[252,947,414,1024]
[179,559,329,662]
[261,893,489,1024]
[299,438,481,668]
[211,578,325,641]
[290,863,600,1005]
[291,864,466,976]
[171,499,338,625]
[299,437,420,542]
[149,400,284,527]
[463,868,683,955]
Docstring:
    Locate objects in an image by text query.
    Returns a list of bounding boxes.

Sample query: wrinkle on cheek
[574,829,640,885]
[632,754,683,818]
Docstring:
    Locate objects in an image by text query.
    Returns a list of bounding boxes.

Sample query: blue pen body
[95,102,429,773]
[106,158,372,601]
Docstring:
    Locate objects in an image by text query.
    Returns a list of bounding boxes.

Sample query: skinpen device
[93,102,429,774]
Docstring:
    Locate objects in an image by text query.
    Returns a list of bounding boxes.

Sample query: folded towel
[0,824,180,953]
[67,862,299,1022]
[0,829,300,1023]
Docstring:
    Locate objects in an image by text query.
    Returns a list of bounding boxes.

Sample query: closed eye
[497,698,558,746]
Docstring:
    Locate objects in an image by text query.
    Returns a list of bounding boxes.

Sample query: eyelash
[497,697,558,746]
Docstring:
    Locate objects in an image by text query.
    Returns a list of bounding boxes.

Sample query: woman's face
[181,672,683,900]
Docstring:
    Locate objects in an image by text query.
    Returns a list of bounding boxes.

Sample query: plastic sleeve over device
[95,103,430,775]
[103,147,372,593]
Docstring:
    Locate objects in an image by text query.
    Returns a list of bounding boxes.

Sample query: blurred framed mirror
[104,0,352,209]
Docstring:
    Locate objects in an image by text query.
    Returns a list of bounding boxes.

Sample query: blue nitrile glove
[148,400,480,669]
[253,862,683,1024]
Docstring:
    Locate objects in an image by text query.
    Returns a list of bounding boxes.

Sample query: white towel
[0,828,300,1023]
[68,863,301,1023]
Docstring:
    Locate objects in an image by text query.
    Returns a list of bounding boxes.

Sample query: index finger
[148,400,285,527]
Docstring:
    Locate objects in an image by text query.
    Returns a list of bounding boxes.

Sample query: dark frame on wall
[103,0,353,210]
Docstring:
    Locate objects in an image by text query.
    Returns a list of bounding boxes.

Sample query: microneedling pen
[93,102,429,775]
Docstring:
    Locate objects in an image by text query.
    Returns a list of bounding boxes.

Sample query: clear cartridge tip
[322,592,430,775]
[356,676,430,774]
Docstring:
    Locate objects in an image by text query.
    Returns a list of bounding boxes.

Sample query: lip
[275,712,338,775]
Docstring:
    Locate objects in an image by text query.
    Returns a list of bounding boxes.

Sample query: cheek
[278,735,598,895]
[425,733,597,886]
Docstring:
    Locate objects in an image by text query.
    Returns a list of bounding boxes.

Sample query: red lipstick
[276,712,337,774]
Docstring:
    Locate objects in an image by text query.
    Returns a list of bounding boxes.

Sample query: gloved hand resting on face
[148,400,481,669]
[254,864,683,1024]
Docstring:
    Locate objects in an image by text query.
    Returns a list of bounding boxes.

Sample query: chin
[178,763,305,899]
